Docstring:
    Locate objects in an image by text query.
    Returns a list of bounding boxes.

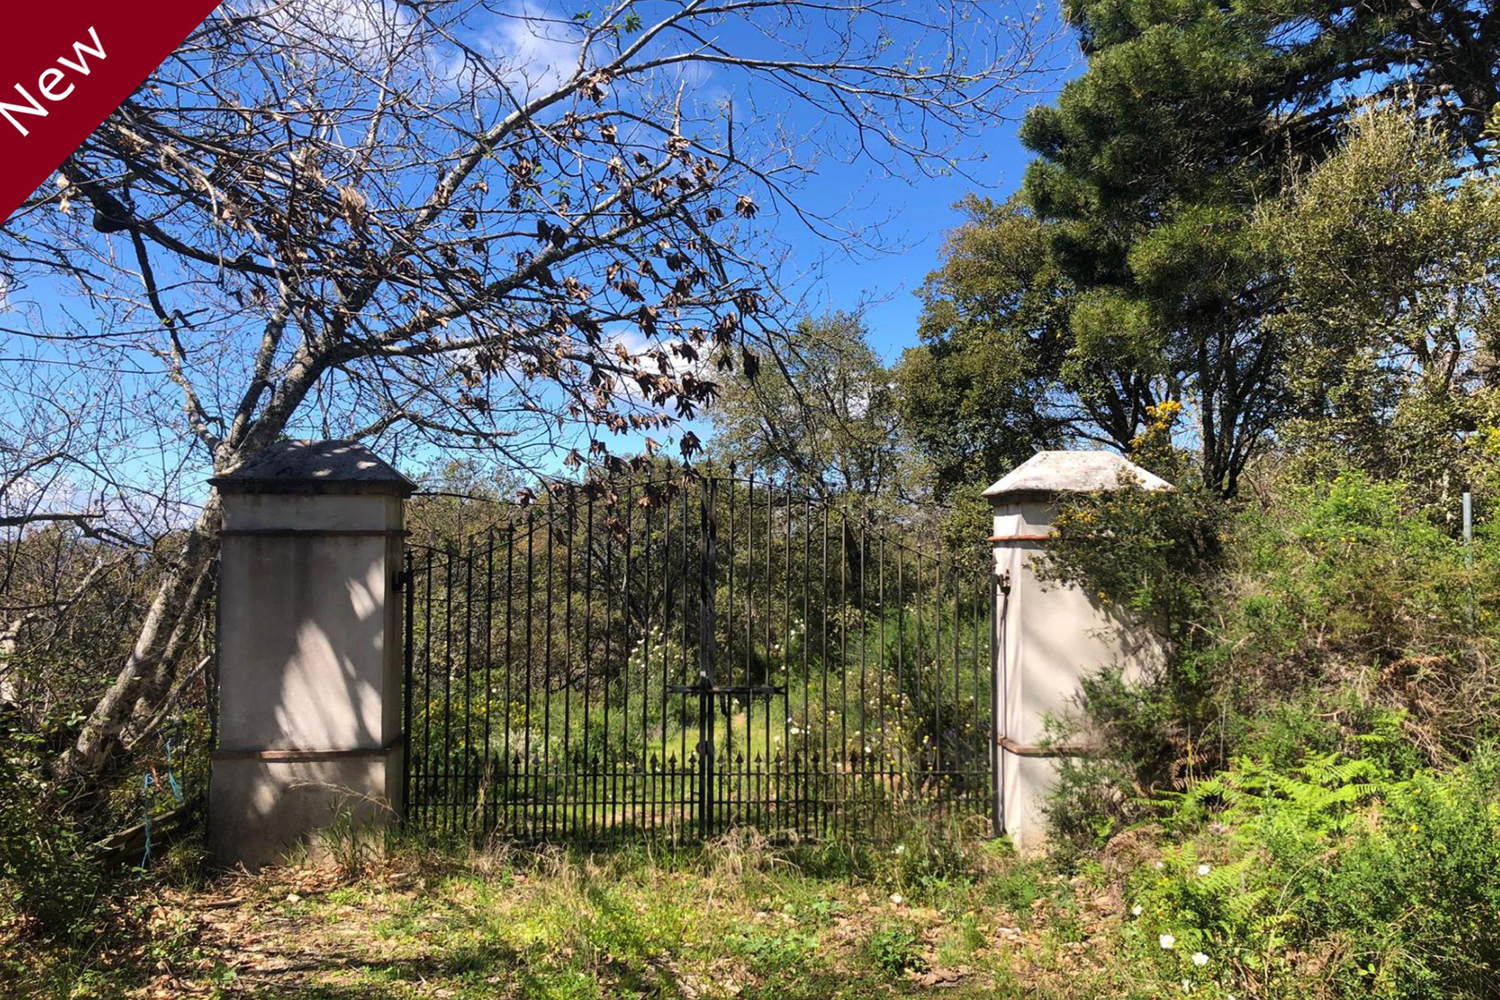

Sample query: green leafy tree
[1259,107,1500,515]
[908,0,1500,497]
[895,196,1069,503]
[710,312,915,502]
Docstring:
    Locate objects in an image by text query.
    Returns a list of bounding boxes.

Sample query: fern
[1170,750,1398,842]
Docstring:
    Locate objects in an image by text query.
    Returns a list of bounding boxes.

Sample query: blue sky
[774,118,1056,366]
[0,0,1082,517]
[623,3,1080,465]
[701,13,1078,368]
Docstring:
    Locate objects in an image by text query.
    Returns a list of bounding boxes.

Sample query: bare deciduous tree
[0,0,1053,788]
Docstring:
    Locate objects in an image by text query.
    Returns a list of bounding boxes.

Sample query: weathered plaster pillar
[208,440,414,869]
[986,451,1171,854]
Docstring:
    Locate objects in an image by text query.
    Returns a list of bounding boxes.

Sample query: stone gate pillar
[208,440,414,869]
[985,451,1171,854]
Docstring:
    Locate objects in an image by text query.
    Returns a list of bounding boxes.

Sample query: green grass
[18,752,1470,1000]
[4,832,1163,1000]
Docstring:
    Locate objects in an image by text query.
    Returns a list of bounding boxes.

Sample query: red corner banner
[0,2,222,224]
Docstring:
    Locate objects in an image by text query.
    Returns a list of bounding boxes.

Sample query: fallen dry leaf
[913,966,966,988]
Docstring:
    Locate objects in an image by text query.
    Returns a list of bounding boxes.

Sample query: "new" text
[1,27,107,137]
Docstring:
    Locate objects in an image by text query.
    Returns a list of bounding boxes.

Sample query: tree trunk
[56,494,222,782]
[0,613,24,711]
[56,350,319,786]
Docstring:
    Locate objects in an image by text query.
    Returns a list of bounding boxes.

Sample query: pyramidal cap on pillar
[211,439,416,497]
[982,450,1173,503]
[983,450,1172,543]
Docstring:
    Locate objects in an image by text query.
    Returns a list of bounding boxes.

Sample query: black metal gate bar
[401,474,994,844]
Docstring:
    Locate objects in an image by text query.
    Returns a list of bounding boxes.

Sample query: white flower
[894,844,906,855]
[1131,904,1143,917]
[890,893,904,906]
[1191,952,1209,967]
[1154,860,1165,870]
[1159,934,1175,950]
[1196,863,1211,876]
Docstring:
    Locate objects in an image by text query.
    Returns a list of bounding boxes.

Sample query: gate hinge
[396,566,413,591]
[994,569,1011,596]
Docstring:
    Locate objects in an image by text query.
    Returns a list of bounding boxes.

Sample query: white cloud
[243,0,411,45]
[609,325,700,375]
[0,473,77,521]
[439,5,583,100]
[489,13,582,96]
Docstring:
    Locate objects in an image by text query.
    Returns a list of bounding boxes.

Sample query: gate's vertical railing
[696,478,716,838]
[990,568,1003,838]
[483,529,495,834]
[399,472,998,845]
[502,522,515,836]
[581,500,593,839]
[401,549,415,830]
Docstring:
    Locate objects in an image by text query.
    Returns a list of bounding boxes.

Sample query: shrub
[1042,464,1223,648]
[0,727,102,937]
[1313,753,1500,997]
[1043,668,1196,853]
[1122,745,1500,998]
[1046,468,1500,851]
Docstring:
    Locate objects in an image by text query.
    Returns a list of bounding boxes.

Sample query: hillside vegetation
[9,0,1500,996]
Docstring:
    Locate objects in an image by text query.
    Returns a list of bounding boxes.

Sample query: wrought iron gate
[401,475,994,843]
